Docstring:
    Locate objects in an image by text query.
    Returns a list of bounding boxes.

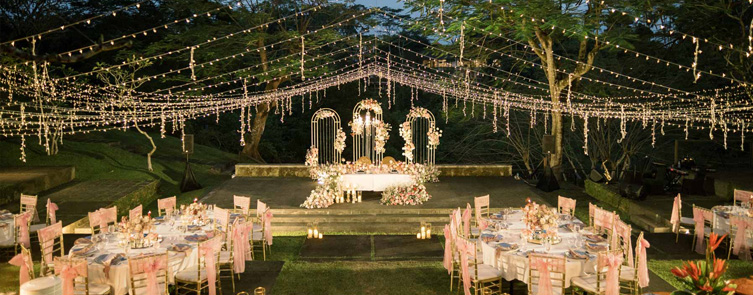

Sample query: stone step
[269,207,507,215]
[631,214,672,233]
[270,222,450,234]
[271,214,450,224]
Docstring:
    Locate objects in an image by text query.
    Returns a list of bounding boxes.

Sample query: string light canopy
[1,4,752,163]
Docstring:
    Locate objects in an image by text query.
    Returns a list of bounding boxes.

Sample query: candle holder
[307,222,323,239]
[254,286,266,295]
[357,191,362,203]
[417,222,432,239]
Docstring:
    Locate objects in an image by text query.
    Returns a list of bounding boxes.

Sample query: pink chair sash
[20,195,39,223]
[635,237,650,288]
[558,196,576,215]
[39,222,62,263]
[603,253,624,295]
[130,205,143,221]
[257,200,267,217]
[16,212,31,248]
[443,224,453,274]
[734,189,753,206]
[46,199,59,224]
[462,204,472,237]
[693,207,710,254]
[613,220,633,267]
[9,253,32,286]
[263,210,274,245]
[93,207,117,233]
[594,208,617,230]
[157,197,176,215]
[455,239,472,295]
[449,210,459,243]
[533,257,553,295]
[144,256,165,295]
[54,259,86,295]
[231,220,249,273]
[731,216,752,260]
[200,237,222,295]
[670,194,681,232]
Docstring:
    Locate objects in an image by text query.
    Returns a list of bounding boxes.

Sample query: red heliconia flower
[708,233,727,252]
[671,267,689,278]
[699,282,713,292]
[687,261,701,281]
[722,286,736,292]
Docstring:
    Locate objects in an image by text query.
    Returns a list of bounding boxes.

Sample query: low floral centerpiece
[118,214,156,248]
[670,233,736,295]
[380,184,431,206]
[521,198,560,243]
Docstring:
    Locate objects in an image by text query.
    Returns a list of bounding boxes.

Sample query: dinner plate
[185,234,208,242]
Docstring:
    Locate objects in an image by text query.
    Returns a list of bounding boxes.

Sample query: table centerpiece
[521,198,561,244]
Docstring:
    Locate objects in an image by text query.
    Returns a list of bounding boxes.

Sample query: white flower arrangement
[374,121,391,154]
[427,127,442,148]
[334,129,346,153]
[380,183,431,206]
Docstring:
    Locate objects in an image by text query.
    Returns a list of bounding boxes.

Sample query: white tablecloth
[341,173,413,191]
[478,210,597,287]
[69,218,214,295]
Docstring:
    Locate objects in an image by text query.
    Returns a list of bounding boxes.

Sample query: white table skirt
[341,173,413,191]
[478,210,596,288]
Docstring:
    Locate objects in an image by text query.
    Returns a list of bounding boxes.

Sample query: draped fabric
[670,194,681,233]
[455,239,472,295]
[92,207,117,233]
[557,196,576,215]
[20,195,39,223]
[129,205,143,221]
[233,196,251,215]
[635,237,650,288]
[200,237,222,295]
[603,254,624,295]
[731,216,753,260]
[443,224,453,274]
[15,211,32,248]
[589,203,596,226]
[532,257,553,295]
[39,222,62,263]
[613,220,633,267]
[693,207,712,254]
[54,259,87,295]
[257,200,267,217]
[141,256,166,295]
[231,220,250,273]
[593,208,617,231]
[462,204,471,238]
[157,197,176,215]
[263,210,274,245]
[8,253,32,287]
[46,198,59,224]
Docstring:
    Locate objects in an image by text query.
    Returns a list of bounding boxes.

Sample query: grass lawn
[0,130,238,211]
[649,259,753,291]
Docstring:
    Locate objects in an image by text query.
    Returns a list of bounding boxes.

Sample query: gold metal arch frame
[311,108,343,165]
[351,99,384,165]
[405,107,437,166]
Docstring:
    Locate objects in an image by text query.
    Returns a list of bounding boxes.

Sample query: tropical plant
[670,233,736,295]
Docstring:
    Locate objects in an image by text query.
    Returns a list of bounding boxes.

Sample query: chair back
[89,206,117,234]
[528,253,567,295]
[128,253,169,295]
[256,200,267,218]
[234,195,251,216]
[53,256,90,295]
[558,196,576,216]
[14,211,33,248]
[214,207,230,232]
[595,249,624,293]
[129,205,143,221]
[589,203,596,226]
[612,219,633,267]
[473,195,489,227]
[38,222,64,275]
[12,244,35,281]
[20,194,38,222]
[593,206,618,233]
[729,215,753,259]
[734,189,753,207]
[157,197,176,216]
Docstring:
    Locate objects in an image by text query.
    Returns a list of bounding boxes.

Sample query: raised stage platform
[202,175,543,233]
[234,164,513,177]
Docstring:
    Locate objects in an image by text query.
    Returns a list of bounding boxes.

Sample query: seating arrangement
[157,196,177,216]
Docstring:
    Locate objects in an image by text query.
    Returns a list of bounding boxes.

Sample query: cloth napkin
[584,234,606,243]
[74,237,94,246]
[70,244,94,257]
[170,243,192,252]
[586,242,607,252]
[568,249,589,259]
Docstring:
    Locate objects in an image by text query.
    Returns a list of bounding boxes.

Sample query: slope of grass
[0,130,238,211]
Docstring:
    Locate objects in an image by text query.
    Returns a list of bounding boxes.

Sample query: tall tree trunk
[133,120,157,171]
[240,79,283,162]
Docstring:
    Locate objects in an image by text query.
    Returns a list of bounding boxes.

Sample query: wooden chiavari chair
[733,189,753,207]
[558,196,576,216]
[88,207,117,235]
[474,195,490,229]
[175,234,223,295]
[157,196,176,217]
[233,195,251,216]
[620,232,643,295]
[570,249,623,295]
[218,220,239,292]
[528,253,568,295]
[38,222,64,276]
[21,194,46,234]
[691,205,714,252]
[128,252,169,295]
[0,212,27,256]
[458,238,504,295]
[54,257,112,295]
[129,205,143,221]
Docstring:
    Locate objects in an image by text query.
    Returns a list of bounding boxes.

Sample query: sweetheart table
[478,210,600,287]
[341,173,413,191]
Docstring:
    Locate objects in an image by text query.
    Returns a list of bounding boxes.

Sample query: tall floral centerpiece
[334,129,346,154]
[400,122,414,161]
[670,233,736,295]
[374,121,391,154]
[521,198,559,242]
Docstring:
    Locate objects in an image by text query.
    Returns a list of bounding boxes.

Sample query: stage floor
[201,176,548,210]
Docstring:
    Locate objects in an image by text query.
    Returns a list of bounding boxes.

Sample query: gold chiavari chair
[528,253,568,295]
[88,207,118,235]
[474,195,490,229]
[54,257,112,295]
[214,207,230,233]
[233,195,251,216]
[251,219,266,261]
[218,221,238,292]
[157,196,177,217]
[14,244,35,281]
[570,249,623,295]
[38,222,64,276]
[175,234,223,295]
[620,232,643,295]
[128,252,169,295]
[588,203,596,227]
[20,194,46,235]
[690,204,714,252]
[0,213,25,256]
[129,205,143,221]
[460,238,504,295]
[558,196,576,216]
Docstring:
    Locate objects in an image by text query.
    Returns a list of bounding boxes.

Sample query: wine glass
[544,238,552,252]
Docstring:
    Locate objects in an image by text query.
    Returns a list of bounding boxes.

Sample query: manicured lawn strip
[648,259,753,290]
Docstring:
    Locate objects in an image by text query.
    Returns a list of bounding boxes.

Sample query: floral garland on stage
[305,146,318,176]
[428,126,442,149]
[400,122,414,161]
[380,183,431,206]
[301,165,343,209]
[374,121,391,154]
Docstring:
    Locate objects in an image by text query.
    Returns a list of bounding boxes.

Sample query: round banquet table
[711,205,753,240]
[478,209,599,288]
[68,216,217,295]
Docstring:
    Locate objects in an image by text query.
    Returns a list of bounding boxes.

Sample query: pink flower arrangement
[380,184,431,206]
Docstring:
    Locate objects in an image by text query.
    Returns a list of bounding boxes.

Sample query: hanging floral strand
[300,36,305,80]
[190,46,196,81]
[459,21,464,67]
[19,104,26,163]
[692,38,700,83]
[492,99,498,133]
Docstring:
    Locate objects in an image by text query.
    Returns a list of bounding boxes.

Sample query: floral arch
[400,107,441,166]
[349,99,390,165]
[307,108,345,166]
